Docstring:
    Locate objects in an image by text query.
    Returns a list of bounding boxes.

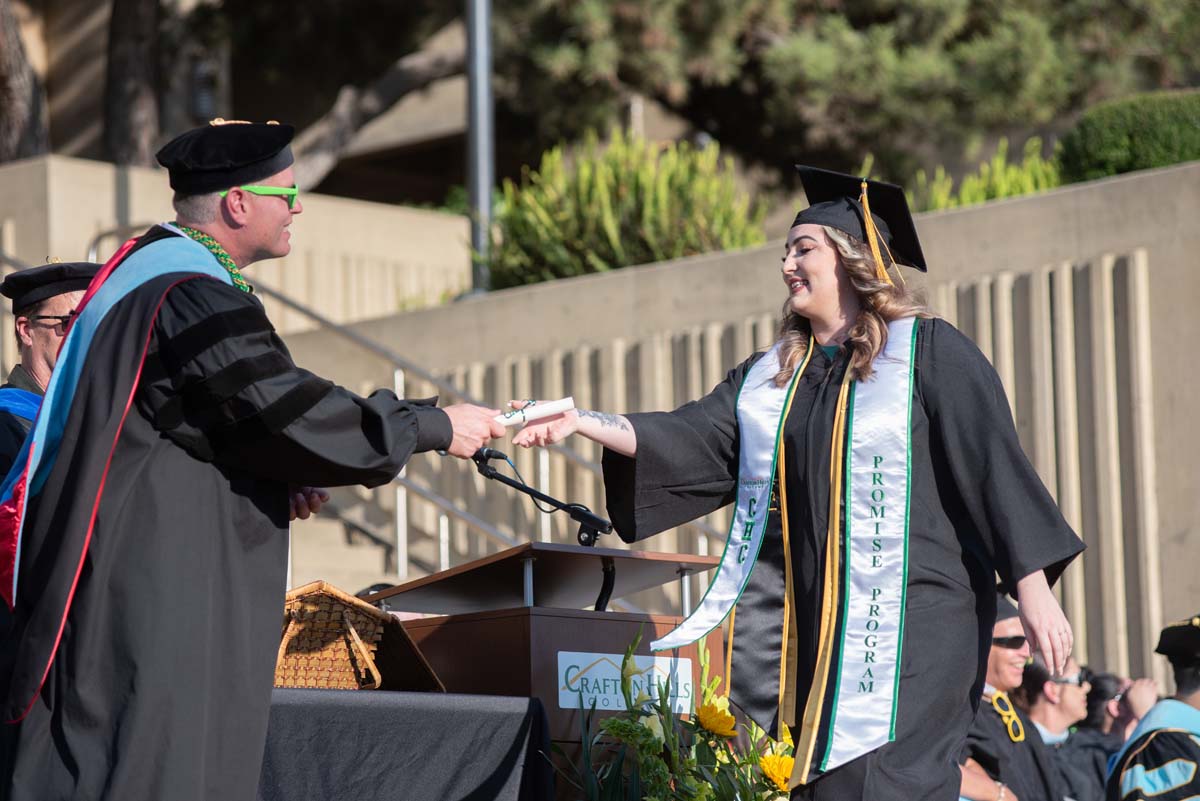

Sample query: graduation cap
[1155,613,1200,666]
[1,260,101,310]
[791,166,927,285]
[156,118,295,195]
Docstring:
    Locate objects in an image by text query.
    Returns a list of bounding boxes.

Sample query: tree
[0,0,49,161]
[104,0,160,167]
[207,0,1200,189]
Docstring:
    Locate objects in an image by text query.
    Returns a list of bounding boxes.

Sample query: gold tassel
[859,180,895,288]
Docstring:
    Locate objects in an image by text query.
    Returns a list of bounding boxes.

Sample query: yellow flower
[642,713,664,744]
[760,753,795,793]
[633,689,652,708]
[779,720,793,748]
[696,700,736,737]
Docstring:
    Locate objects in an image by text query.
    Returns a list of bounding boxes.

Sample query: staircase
[1,234,726,617]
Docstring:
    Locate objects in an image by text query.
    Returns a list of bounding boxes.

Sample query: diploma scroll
[495,397,575,427]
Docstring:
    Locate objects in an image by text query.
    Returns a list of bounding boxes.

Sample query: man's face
[19,289,83,377]
[987,616,1030,693]
[241,165,302,264]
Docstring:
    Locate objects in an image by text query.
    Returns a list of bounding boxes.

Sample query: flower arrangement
[552,629,795,800]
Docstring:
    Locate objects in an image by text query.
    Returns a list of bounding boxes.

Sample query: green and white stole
[652,317,918,771]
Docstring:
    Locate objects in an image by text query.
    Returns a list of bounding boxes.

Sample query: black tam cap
[996,591,1020,623]
[792,165,927,272]
[1155,613,1200,666]
[1,261,101,310]
[156,118,295,195]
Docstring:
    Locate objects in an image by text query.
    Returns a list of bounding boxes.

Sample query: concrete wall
[286,161,1200,683]
[0,155,472,340]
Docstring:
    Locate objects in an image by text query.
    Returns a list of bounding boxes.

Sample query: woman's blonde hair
[774,225,931,386]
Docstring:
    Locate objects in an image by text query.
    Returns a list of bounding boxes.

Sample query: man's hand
[442,404,505,459]
[290,487,330,521]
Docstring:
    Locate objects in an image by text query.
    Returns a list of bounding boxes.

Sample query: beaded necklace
[177,225,253,293]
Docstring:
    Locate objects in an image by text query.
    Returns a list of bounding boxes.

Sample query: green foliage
[1057,89,1200,183]
[551,631,793,801]
[212,1,1200,191]
[908,138,1061,212]
[487,129,765,288]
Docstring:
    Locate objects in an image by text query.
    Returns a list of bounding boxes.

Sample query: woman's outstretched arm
[510,404,637,457]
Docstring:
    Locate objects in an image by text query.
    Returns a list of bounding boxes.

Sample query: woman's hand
[509,401,637,456]
[1016,570,1073,676]
[1122,677,1159,720]
[510,401,580,448]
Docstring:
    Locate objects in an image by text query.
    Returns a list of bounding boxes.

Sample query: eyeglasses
[29,309,78,334]
[1052,669,1091,687]
[992,635,1027,650]
[219,183,300,209]
[991,692,1025,743]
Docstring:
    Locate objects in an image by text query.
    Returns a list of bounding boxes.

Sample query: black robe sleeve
[0,410,31,477]
[919,319,1084,591]
[601,352,764,543]
[1107,729,1200,801]
[137,278,452,489]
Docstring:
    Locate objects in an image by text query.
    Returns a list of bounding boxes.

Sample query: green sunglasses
[219,183,299,209]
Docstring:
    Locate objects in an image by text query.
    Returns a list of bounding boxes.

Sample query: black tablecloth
[258,689,554,801]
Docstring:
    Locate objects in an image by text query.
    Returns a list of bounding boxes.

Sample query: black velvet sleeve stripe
[208,377,334,450]
[154,351,294,427]
[159,307,275,372]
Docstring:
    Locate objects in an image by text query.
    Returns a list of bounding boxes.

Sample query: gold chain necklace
[177,226,253,293]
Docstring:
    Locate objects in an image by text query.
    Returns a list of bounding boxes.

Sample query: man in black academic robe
[1106,614,1200,801]
[0,262,99,474]
[0,121,503,801]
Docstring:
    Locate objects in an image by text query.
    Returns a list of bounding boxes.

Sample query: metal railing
[0,253,31,375]
[82,223,727,595]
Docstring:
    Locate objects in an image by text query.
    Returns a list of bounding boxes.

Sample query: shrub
[907,137,1060,212]
[487,129,765,289]
[1057,88,1200,183]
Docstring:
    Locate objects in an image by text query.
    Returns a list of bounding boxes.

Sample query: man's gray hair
[172,192,221,225]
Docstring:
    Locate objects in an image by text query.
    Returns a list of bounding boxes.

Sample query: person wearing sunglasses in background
[0,120,504,801]
[1016,656,1095,800]
[960,593,1068,801]
[1038,670,1159,801]
[0,260,100,476]
[0,260,99,644]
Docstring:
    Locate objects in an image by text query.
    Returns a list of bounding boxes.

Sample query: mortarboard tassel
[859,181,895,288]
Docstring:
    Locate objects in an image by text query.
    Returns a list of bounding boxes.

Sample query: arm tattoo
[579,409,630,431]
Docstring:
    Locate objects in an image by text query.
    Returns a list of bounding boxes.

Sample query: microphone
[472,447,508,463]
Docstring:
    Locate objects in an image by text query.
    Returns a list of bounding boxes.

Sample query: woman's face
[1058,657,1092,724]
[781,224,844,319]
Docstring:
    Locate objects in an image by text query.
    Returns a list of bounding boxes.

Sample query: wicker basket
[274,580,443,692]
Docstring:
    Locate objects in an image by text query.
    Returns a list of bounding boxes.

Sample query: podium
[366,542,722,743]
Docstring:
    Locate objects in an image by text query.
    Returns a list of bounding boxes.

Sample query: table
[258,689,554,801]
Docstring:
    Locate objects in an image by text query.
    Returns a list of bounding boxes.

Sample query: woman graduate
[512,166,1084,800]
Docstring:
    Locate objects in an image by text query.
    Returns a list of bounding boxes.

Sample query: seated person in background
[0,261,100,474]
[1048,671,1158,801]
[961,593,1067,801]
[1107,614,1200,801]
[1016,655,1095,799]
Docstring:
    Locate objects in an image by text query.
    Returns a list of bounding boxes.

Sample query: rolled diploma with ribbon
[495,397,575,427]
